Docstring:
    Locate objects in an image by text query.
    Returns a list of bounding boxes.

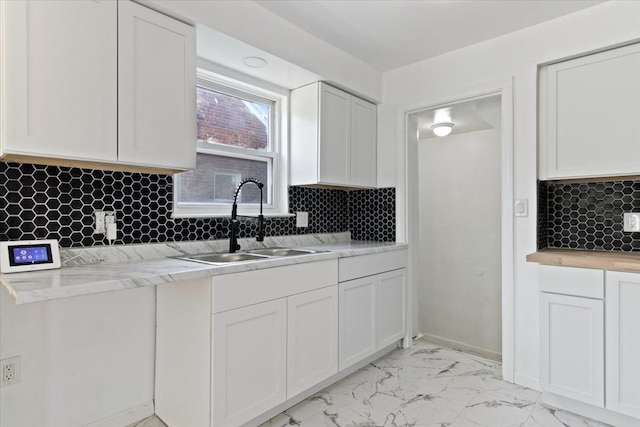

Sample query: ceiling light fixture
[431,122,454,137]
[242,56,268,68]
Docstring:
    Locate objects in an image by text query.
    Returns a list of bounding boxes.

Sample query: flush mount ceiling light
[242,56,268,68]
[431,122,454,137]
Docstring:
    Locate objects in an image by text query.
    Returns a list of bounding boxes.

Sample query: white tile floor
[131,339,611,427]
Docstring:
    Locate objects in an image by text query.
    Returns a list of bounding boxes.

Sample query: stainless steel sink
[175,247,326,265]
[176,252,270,264]
[245,247,321,257]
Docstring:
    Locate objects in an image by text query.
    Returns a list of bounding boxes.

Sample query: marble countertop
[0,234,407,304]
[526,248,640,272]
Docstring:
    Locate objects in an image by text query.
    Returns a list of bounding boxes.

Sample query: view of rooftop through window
[175,83,278,213]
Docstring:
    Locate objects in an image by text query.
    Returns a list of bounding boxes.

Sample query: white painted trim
[422,333,501,362]
[542,392,640,427]
[397,78,515,383]
[515,373,541,391]
[83,400,154,427]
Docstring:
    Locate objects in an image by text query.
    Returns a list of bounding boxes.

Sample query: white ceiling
[253,0,604,72]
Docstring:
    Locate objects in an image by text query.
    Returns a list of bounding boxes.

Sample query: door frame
[397,78,515,382]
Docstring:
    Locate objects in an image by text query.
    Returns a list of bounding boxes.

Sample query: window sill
[171,212,296,219]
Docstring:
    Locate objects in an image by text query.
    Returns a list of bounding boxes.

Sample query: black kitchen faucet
[229,178,265,253]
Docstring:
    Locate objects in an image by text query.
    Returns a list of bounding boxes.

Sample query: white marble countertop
[0,234,407,304]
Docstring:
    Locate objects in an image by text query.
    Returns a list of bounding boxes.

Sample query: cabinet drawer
[212,260,338,313]
[539,265,604,299]
[339,250,407,282]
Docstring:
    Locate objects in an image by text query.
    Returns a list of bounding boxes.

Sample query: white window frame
[173,68,289,218]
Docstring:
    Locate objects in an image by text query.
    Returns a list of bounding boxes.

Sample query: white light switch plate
[514,199,528,217]
[296,212,308,228]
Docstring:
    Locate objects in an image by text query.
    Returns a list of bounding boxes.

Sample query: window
[174,70,288,217]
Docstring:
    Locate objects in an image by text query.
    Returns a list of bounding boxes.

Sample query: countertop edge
[526,248,640,272]
[2,243,408,304]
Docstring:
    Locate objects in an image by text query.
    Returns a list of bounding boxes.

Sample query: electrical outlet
[1,356,21,387]
[624,213,640,232]
[296,212,309,228]
[94,210,115,235]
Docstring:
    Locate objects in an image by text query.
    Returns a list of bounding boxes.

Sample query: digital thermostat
[0,239,61,274]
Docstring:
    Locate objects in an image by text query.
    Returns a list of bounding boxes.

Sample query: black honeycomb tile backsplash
[538,179,640,251]
[0,162,395,247]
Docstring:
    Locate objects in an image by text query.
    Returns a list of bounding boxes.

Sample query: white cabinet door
[540,292,604,407]
[287,286,338,398]
[350,97,377,188]
[2,0,117,162]
[605,271,640,419]
[212,299,287,427]
[544,42,640,179]
[319,83,350,186]
[339,276,377,370]
[118,0,196,170]
[377,269,406,348]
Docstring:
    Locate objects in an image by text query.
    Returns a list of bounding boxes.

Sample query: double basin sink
[176,247,325,265]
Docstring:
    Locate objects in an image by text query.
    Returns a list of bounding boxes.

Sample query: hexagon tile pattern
[0,162,395,248]
[540,179,640,251]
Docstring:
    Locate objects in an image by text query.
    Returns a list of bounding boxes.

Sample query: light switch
[296,212,308,228]
[514,199,528,217]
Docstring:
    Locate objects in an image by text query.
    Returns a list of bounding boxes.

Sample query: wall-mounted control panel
[0,239,61,274]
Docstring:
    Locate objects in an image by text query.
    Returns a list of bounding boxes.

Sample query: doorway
[410,95,503,361]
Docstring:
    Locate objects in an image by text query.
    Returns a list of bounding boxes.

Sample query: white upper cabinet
[1,0,196,172]
[118,1,195,170]
[539,43,640,179]
[1,0,118,163]
[291,82,377,188]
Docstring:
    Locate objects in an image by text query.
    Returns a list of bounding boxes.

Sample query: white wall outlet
[624,213,640,232]
[296,211,309,228]
[1,356,21,387]
[95,210,115,235]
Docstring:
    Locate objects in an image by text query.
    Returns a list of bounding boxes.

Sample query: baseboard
[421,333,502,362]
[83,401,154,427]
[514,373,541,391]
[542,392,640,427]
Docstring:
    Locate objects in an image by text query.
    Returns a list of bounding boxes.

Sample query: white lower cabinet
[156,253,408,427]
[540,292,604,407]
[605,271,640,419]
[339,276,377,370]
[337,249,408,371]
[287,286,338,398]
[537,265,640,424]
[212,299,288,427]
[377,269,407,348]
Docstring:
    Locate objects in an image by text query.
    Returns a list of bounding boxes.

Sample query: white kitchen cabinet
[118,0,196,170]
[1,0,195,172]
[605,271,640,419]
[377,269,407,348]
[338,250,408,370]
[539,42,640,179]
[540,292,604,407]
[1,0,118,163]
[350,97,377,188]
[339,276,378,370]
[213,299,288,427]
[287,286,338,398]
[291,82,377,188]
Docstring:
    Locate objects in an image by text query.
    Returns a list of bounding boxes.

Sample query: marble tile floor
[129,339,610,427]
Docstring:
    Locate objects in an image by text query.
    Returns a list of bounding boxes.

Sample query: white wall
[381,0,640,388]
[418,128,502,358]
[148,0,382,102]
[0,286,156,427]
